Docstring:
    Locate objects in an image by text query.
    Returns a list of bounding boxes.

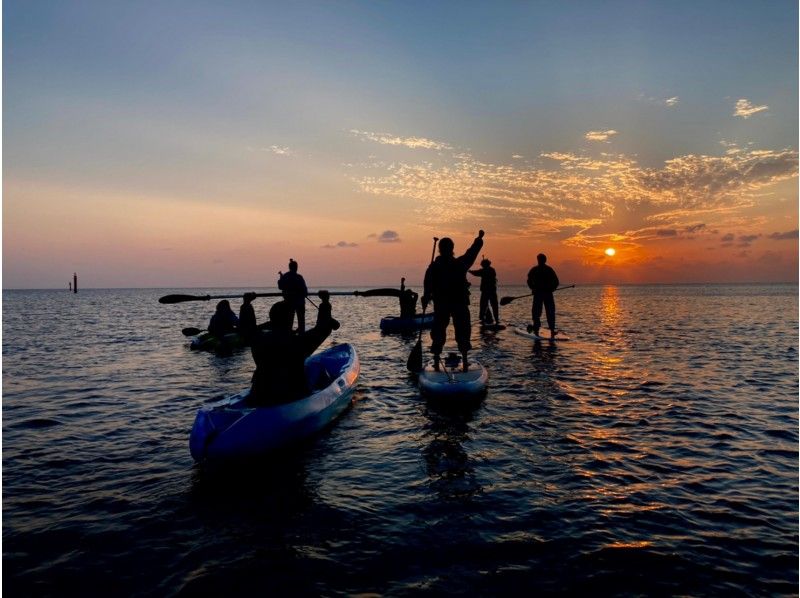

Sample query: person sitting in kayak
[469,258,500,325]
[238,292,258,340]
[421,230,484,372]
[278,259,308,332]
[399,277,419,319]
[527,253,559,338]
[248,291,336,405]
[208,300,239,338]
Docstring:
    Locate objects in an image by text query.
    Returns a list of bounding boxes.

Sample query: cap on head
[269,300,294,330]
[288,259,298,272]
[537,253,547,264]
[438,237,454,255]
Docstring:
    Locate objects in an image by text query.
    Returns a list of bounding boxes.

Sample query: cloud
[248,145,295,156]
[720,233,735,242]
[734,98,768,119]
[351,130,797,251]
[322,240,359,249]
[376,230,401,243]
[737,234,761,247]
[512,154,523,159]
[584,130,618,142]
[664,96,680,107]
[767,229,798,240]
[350,129,452,151]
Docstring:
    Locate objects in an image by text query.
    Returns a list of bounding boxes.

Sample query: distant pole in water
[69,282,72,292]
[73,273,78,294]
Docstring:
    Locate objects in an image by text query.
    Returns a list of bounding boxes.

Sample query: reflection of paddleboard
[419,353,488,399]
[480,323,507,331]
[513,327,570,341]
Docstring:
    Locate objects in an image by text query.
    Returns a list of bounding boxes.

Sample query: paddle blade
[499,296,515,306]
[355,288,402,298]
[182,327,203,336]
[159,294,210,304]
[407,340,423,373]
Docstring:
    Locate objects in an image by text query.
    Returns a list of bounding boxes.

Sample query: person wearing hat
[278,258,308,332]
[469,257,500,325]
[526,253,560,338]
[248,291,337,405]
[421,230,484,372]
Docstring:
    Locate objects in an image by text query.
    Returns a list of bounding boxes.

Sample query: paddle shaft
[407,237,438,372]
[500,284,575,305]
[159,291,357,304]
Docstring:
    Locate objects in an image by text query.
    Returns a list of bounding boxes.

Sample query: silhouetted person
[469,258,499,324]
[278,259,308,332]
[527,253,559,338]
[399,277,419,319]
[208,300,239,338]
[238,292,258,340]
[249,291,336,405]
[422,230,484,371]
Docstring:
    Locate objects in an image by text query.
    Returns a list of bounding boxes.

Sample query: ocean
[3,284,798,595]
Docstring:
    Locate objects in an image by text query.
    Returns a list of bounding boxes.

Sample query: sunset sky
[4,1,798,289]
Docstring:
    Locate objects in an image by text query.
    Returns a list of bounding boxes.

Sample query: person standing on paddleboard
[526,253,559,338]
[278,259,308,332]
[422,230,484,372]
[249,291,336,405]
[469,258,500,325]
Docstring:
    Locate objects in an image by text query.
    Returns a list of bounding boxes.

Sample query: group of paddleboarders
[198,241,561,402]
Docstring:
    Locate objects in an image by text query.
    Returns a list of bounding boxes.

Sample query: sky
[3,0,798,288]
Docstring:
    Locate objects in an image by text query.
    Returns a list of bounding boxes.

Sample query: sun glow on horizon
[605,248,616,257]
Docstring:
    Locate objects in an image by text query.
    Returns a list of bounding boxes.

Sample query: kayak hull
[190,331,247,352]
[380,313,434,332]
[189,343,360,462]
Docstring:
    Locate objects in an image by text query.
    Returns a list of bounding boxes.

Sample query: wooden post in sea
[69,282,72,292]
[73,273,78,294]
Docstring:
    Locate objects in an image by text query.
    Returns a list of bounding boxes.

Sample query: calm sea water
[3,284,798,596]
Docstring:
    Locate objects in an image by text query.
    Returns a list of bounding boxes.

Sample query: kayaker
[526,253,560,338]
[399,277,419,319]
[238,292,258,340]
[278,259,308,332]
[248,291,336,405]
[469,258,499,325]
[208,300,239,338]
[421,230,484,372]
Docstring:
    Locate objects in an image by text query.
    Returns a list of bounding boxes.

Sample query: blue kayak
[189,343,360,462]
[380,313,434,332]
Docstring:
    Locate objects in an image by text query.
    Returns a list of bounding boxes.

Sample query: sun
[604,247,616,257]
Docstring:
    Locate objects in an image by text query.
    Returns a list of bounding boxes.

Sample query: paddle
[407,237,438,373]
[499,284,576,306]
[159,291,357,304]
[353,288,402,298]
[182,327,203,336]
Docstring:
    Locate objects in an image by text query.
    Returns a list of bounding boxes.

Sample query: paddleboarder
[526,253,559,338]
[248,291,336,405]
[469,258,500,325]
[421,230,484,372]
[278,259,308,332]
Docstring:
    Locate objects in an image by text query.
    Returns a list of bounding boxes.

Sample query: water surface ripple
[3,285,798,595]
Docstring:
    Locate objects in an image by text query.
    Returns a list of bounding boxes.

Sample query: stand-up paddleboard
[513,327,570,341]
[480,323,507,332]
[418,352,488,401]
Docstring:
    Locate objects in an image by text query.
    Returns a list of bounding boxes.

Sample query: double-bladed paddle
[499,284,576,306]
[407,237,438,373]
[159,291,357,304]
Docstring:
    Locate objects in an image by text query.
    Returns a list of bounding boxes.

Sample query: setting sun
[605,248,616,257]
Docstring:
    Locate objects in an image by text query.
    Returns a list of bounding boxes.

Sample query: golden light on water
[605,247,616,257]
